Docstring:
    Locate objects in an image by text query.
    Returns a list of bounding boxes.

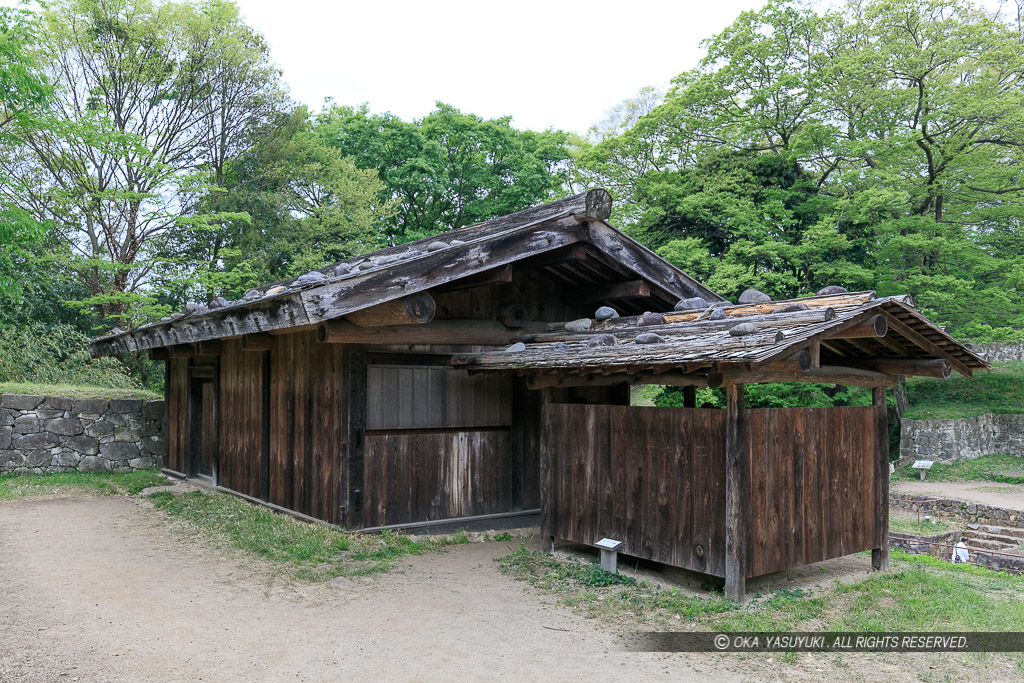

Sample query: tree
[0,0,286,327]
[578,0,1024,340]
[317,103,573,241]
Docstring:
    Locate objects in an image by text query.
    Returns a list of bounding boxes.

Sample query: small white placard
[595,538,623,551]
[912,460,934,470]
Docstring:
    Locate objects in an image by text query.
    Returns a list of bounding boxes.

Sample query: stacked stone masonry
[899,415,1024,464]
[890,492,1024,529]
[0,394,164,474]
[966,342,1024,363]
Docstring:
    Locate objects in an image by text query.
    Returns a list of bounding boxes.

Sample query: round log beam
[496,303,528,329]
[345,293,436,327]
[837,314,888,339]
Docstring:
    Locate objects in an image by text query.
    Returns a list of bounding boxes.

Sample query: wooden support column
[340,345,367,528]
[872,386,891,571]
[724,384,747,602]
[683,385,697,408]
[539,388,555,553]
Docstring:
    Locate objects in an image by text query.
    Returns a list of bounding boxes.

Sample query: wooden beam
[496,304,528,329]
[195,340,223,356]
[567,280,650,305]
[434,264,513,292]
[724,384,747,602]
[241,333,274,351]
[847,358,951,379]
[808,342,820,368]
[526,372,709,391]
[882,313,974,377]
[872,386,890,571]
[720,365,897,388]
[149,347,170,361]
[757,350,812,373]
[664,291,876,324]
[169,344,194,358]
[318,319,540,346]
[833,314,887,339]
[345,292,436,327]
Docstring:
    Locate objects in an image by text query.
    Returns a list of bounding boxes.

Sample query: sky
[228,0,767,134]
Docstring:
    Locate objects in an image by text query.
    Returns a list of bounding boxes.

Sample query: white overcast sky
[231,0,767,133]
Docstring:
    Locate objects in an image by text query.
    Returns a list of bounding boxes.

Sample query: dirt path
[1,495,1016,682]
[0,495,731,682]
[892,480,1024,510]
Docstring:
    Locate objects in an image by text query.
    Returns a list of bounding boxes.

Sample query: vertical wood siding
[217,340,264,499]
[165,357,189,474]
[543,404,880,579]
[268,331,345,524]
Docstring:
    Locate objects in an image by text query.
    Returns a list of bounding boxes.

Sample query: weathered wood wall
[165,357,189,474]
[543,404,881,579]
[217,340,264,499]
[269,331,345,523]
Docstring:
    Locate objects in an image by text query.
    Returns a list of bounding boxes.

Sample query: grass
[146,489,467,580]
[496,546,1024,633]
[892,453,1024,485]
[888,510,964,535]
[0,381,161,401]
[904,361,1024,420]
[0,470,170,501]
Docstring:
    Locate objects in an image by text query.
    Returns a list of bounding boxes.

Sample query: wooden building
[91,189,987,600]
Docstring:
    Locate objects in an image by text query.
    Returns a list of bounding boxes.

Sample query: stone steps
[968,524,1024,540]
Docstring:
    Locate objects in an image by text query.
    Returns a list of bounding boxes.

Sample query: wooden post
[872,386,891,571]
[683,385,697,408]
[539,388,554,553]
[724,384,747,602]
[340,344,367,529]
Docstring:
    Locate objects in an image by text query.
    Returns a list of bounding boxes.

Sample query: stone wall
[890,492,1024,529]
[966,342,1024,363]
[899,415,1024,464]
[0,394,164,474]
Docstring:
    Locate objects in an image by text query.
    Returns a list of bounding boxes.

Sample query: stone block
[114,427,140,442]
[64,435,99,455]
[129,456,156,470]
[85,421,115,438]
[99,441,139,462]
[13,415,40,434]
[54,450,83,468]
[142,436,166,455]
[0,426,11,450]
[105,413,130,427]
[78,456,111,473]
[43,396,74,411]
[45,418,84,436]
[24,449,52,468]
[0,450,25,469]
[0,409,14,426]
[108,399,143,414]
[12,432,59,450]
[72,398,108,416]
[35,407,68,420]
[0,394,42,410]
[143,400,164,421]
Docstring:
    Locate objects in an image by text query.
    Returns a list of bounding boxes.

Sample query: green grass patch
[497,546,1024,633]
[888,510,964,535]
[0,470,170,501]
[0,381,161,401]
[892,453,1024,485]
[146,489,466,580]
[904,362,1024,420]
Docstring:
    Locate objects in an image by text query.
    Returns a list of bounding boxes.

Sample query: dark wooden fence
[542,404,881,578]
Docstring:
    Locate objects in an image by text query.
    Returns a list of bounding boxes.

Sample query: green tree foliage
[317,102,574,241]
[578,0,1024,340]
[0,322,139,388]
[0,0,287,327]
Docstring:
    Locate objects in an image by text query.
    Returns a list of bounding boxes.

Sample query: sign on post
[912,459,934,480]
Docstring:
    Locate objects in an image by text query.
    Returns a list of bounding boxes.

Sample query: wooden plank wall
[745,407,879,577]
[217,340,264,499]
[269,331,345,523]
[165,357,189,474]
[545,404,727,576]
[543,404,880,579]
[363,364,513,527]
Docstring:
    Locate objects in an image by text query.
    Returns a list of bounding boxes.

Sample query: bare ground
[0,494,1018,682]
[892,480,1024,510]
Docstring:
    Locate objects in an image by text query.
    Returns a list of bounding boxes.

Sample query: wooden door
[189,376,218,480]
